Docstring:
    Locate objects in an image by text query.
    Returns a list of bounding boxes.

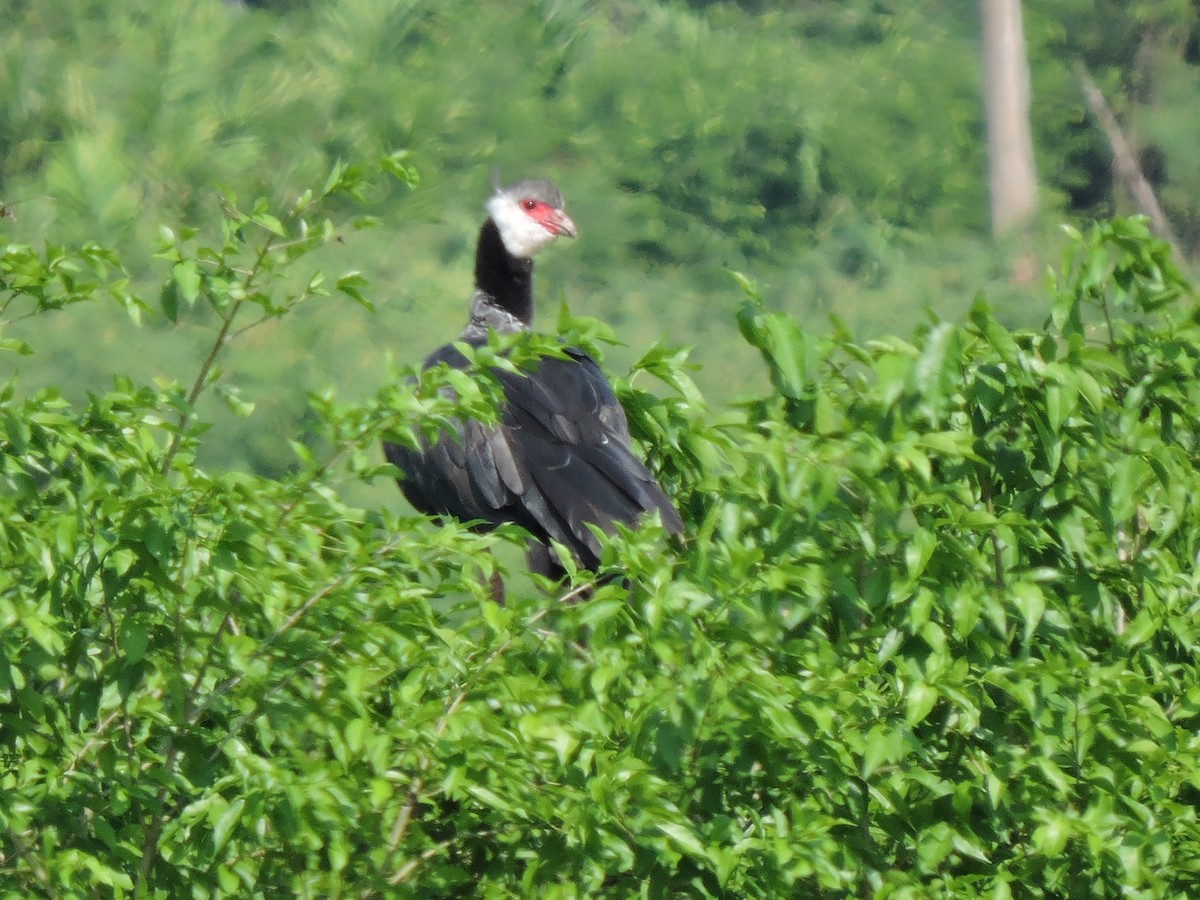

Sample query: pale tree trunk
[979,0,1038,236]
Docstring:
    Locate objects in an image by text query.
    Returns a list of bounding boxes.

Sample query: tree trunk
[979,0,1038,236]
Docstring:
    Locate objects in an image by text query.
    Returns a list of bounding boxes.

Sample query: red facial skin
[521,198,577,238]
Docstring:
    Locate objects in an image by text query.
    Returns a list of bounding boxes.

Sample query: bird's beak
[550,211,577,238]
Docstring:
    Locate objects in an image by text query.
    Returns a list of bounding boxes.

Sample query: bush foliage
[3,163,1200,897]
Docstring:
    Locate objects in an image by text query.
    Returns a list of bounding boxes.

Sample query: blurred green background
[3,0,1197,480]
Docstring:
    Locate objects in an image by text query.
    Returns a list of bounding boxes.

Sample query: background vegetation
[3,0,1198,478]
[3,1,1200,896]
[4,166,1200,897]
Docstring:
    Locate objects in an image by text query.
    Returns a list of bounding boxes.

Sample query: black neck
[473,218,534,326]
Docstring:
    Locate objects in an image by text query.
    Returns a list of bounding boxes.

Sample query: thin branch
[150,632,352,837]
[2,826,53,894]
[1099,293,1117,346]
[133,538,389,891]
[0,303,87,329]
[384,604,554,873]
[977,472,1006,590]
[158,305,239,477]
[273,445,353,528]
[1075,64,1185,259]
[187,533,404,742]
[199,631,349,770]
[229,311,282,341]
[159,234,275,478]
[988,525,1006,590]
[135,742,183,890]
[185,572,354,729]
[63,708,128,775]
[556,579,597,605]
[386,829,498,887]
[184,611,233,720]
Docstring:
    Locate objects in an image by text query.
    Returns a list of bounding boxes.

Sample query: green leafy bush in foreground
[2,165,1200,897]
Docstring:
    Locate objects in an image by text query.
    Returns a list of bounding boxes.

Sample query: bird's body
[385,179,681,575]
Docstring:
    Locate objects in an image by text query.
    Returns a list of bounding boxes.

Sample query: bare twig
[185,611,233,720]
[63,708,127,776]
[159,233,275,477]
[1075,64,1185,259]
[978,475,1006,590]
[556,579,598,605]
[186,567,361,730]
[200,631,349,770]
[384,604,554,877]
[2,827,53,894]
[386,829,498,888]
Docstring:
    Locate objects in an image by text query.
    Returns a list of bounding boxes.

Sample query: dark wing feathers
[386,345,680,569]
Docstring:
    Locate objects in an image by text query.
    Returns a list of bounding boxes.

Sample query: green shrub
[3,152,1200,897]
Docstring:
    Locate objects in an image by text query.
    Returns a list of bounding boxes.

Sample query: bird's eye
[522,199,537,211]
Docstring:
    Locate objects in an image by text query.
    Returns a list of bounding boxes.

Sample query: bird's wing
[386,345,680,568]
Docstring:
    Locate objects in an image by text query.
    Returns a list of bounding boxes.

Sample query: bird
[384,177,682,589]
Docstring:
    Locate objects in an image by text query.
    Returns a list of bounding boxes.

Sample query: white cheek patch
[487,195,557,259]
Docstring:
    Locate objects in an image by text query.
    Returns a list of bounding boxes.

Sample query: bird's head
[485,178,577,259]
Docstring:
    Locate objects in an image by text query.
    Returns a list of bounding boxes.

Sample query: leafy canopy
[2,159,1200,897]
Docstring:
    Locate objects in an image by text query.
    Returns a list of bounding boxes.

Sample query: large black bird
[385,178,681,580]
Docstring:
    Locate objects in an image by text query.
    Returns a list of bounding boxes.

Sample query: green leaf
[216,384,255,418]
[336,272,374,311]
[160,280,180,323]
[764,313,812,399]
[862,724,905,779]
[381,149,420,188]
[656,822,709,860]
[1122,610,1158,648]
[251,212,286,237]
[173,260,201,306]
[1012,581,1046,644]
[905,681,938,726]
[119,621,149,665]
[212,798,245,855]
[0,337,32,355]
[466,785,512,812]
